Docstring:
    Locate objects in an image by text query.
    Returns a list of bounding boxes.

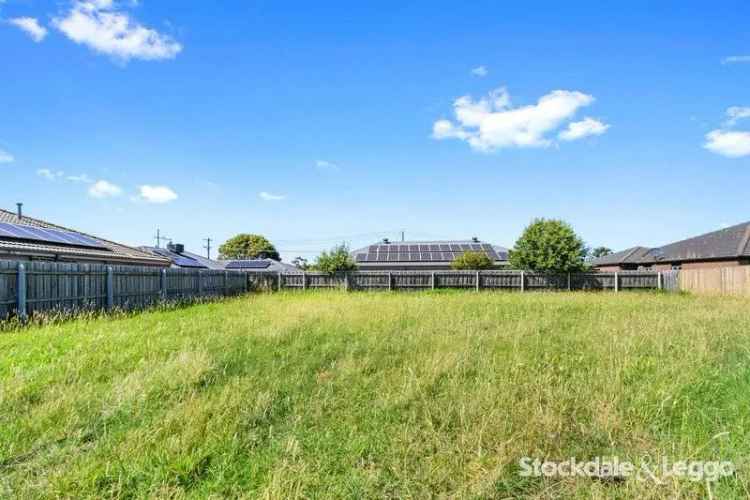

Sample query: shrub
[451,251,494,270]
[315,244,357,275]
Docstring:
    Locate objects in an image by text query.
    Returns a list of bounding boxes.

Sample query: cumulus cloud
[558,117,610,141]
[53,0,182,62]
[9,17,48,42]
[433,86,604,151]
[0,148,13,163]
[704,130,750,158]
[722,55,750,64]
[471,65,488,77]
[136,185,178,203]
[88,179,122,198]
[259,191,285,201]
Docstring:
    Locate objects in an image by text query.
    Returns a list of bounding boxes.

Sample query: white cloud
[558,117,610,141]
[37,168,64,181]
[0,148,13,163]
[135,185,178,203]
[259,191,285,201]
[9,17,48,42]
[471,65,488,77]
[66,173,94,183]
[704,130,750,158]
[53,0,182,62]
[722,55,750,64]
[315,160,339,171]
[88,179,122,198]
[433,86,602,151]
[724,106,750,126]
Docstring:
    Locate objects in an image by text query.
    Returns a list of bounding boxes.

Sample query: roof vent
[471,236,479,243]
[382,238,390,244]
[16,202,22,220]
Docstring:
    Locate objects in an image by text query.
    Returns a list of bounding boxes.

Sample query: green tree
[588,246,613,260]
[315,243,357,275]
[509,218,587,273]
[451,251,494,270]
[219,234,280,260]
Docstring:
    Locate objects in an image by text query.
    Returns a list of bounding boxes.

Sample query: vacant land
[1,291,749,498]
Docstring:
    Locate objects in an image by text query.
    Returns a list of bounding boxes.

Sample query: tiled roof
[0,209,169,266]
[592,222,750,266]
[644,222,750,263]
[590,246,652,266]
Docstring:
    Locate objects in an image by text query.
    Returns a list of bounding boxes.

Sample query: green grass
[1,291,749,499]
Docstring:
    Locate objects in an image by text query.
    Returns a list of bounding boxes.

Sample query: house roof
[643,222,750,263]
[592,222,750,267]
[590,246,652,266]
[350,240,509,265]
[222,259,299,273]
[0,208,169,266]
[139,246,226,269]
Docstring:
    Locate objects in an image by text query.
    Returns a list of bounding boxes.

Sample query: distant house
[0,206,169,267]
[351,238,509,271]
[591,222,750,271]
[223,259,299,273]
[140,243,226,270]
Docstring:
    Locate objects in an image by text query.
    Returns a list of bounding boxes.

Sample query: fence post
[302,273,307,290]
[160,269,167,300]
[475,271,480,292]
[388,272,392,291]
[614,272,619,292]
[198,270,204,296]
[16,263,27,322]
[657,272,663,290]
[520,271,525,292]
[431,272,436,290]
[277,272,282,292]
[567,273,571,291]
[344,272,350,292]
[106,266,114,310]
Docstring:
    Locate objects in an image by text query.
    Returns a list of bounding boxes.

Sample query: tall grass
[1,291,748,498]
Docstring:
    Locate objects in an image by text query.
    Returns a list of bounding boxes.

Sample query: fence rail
[0,261,249,320]
[248,270,678,293]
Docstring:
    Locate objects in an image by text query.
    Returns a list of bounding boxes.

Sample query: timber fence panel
[0,261,19,319]
[679,267,750,295]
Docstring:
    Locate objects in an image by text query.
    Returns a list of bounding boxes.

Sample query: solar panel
[396,252,408,261]
[225,260,271,269]
[356,253,367,262]
[439,244,450,251]
[0,222,108,249]
[408,244,418,252]
[470,244,481,251]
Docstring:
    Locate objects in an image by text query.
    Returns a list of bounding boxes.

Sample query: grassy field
[1,291,749,499]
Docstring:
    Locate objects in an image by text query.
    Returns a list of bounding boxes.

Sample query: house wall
[639,259,749,271]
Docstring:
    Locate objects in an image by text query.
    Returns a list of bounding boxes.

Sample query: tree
[219,234,280,260]
[315,243,357,275]
[451,251,494,270]
[588,246,613,260]
[292,256,310,270]
[509,218,587,273]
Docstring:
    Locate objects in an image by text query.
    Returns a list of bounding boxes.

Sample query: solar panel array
[0,222,108,250]
[152,248,207,269]
[224,260,272,270]
[355,243,506,263]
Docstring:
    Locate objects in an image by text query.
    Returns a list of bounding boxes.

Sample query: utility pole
[154,229,171,248]
[203,238,212,259]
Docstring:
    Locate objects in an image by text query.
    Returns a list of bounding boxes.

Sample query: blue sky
[2,0,750,262]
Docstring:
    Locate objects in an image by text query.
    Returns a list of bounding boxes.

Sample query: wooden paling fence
[248,270,677,293]
[679,266,750,296]
[0,261,249,320]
